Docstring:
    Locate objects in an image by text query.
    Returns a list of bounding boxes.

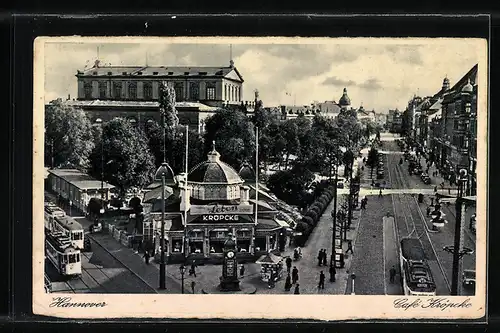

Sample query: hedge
[293,184,337,247]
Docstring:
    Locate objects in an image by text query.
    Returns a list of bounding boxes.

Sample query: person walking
[329,264,336,282]
[286,256,292,273]
[143,250,150,265]
[379,188,383,198]
[322,249,328,266]
[317,250,323,266]
[426,206,431,217]
[284,274,292,291]
[240,264,245,278]
[294,284,300,294]
[292,266,299,284]
[318,271,325,290]
[346,240,354,255]
[191,281,196,294]
[189,261,197,277]
[389,265,397,284]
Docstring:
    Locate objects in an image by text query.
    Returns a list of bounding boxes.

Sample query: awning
[256,252,283,265]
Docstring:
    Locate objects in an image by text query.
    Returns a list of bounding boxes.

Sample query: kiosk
[256,252,283,282]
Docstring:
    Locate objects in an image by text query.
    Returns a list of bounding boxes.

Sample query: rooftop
[48,169,115,190]
[62,99,220,112]
[77,64,244,82]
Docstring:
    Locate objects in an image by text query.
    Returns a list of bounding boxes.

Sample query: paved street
[384,134,476,296]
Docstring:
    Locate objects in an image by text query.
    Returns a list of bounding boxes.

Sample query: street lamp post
[450,169,468,295]
[331,163,339,267]
[95,118,106,205]
[154,167,168,290]
[351,272,356,295]
[180,265,185,294]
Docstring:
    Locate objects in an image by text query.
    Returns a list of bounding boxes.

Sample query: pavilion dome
[338,87,351,107]
[188,141,243,184]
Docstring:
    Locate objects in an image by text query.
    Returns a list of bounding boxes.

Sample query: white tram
[400,238,436,296]
[44,203,85,250]
[45,231,82,276]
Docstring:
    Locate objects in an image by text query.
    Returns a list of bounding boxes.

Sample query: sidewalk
[88,232,181,293]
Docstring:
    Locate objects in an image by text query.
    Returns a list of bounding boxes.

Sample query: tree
[204,108,256,169]
[145,121,204,173]
[366,147,380,179]
[266,164,314,208]
[44,100,95,170]
[89,118,156,196]
[334,109,363,151]
[159,82,179,130]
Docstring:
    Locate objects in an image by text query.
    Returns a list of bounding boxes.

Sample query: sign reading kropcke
[191,203,253,215]
[202,215,239,221]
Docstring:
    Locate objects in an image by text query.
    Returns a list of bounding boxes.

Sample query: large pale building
[58,59,255,132]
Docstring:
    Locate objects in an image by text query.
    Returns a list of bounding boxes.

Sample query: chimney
[67,94,70,101]
[240,185,250,204]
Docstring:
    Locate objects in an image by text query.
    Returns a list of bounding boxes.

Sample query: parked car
[462,269,476,288]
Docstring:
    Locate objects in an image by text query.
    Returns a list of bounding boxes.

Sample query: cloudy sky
[43,38,484,112]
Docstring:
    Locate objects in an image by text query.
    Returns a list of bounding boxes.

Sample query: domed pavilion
[141,142,294,264]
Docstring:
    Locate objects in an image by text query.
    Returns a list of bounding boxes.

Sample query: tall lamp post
[450,168,468,295]
[95,118,106,206]
[155,163,170,290]
[179,265,186,294]
[331,162,339,267]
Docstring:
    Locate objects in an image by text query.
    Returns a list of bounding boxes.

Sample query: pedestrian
[317,250,323,266]
[322,249,328,266]
[379,188,383,198]
[286,256,292,273]
[240,264,245,277]
[346,240,354,254]
[189,261,197,277]
[430,197,434,206]
[389,265,397,284]
[191,281,196,294]
[294,284,300,294]
[329,264,336,282]
[318,271,325,290]
[292,266,299,284]
[426,206,431,217]
[143,250,150,265]
[284,274,292,291]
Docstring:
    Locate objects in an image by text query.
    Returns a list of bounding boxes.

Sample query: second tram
[45,231,82,276]
[400,238,437,296]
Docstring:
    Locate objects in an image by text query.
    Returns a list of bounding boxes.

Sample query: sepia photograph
[33,36,487,320]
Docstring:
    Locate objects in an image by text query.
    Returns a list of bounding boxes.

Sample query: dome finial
[462,78,473,93]
[212,140,216,152]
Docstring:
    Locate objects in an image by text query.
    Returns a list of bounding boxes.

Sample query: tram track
[386,148,451,294]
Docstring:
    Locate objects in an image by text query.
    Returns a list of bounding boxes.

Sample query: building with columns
[141,143,295,264]
[56,59,255,133]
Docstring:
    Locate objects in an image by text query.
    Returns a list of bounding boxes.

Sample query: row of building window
[84,81,218,102]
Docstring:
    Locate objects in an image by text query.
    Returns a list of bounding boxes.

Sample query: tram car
[400,238,437,296]
[45,231,82,276]
[44,203,88,251]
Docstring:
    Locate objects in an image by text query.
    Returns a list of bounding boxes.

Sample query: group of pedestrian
[317,249,329,266]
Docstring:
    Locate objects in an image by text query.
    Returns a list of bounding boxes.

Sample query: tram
[400,238,436,296]
[44,203,85,250]
[45,231,82,276]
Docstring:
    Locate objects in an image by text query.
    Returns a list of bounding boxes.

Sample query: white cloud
[43,40,483,113]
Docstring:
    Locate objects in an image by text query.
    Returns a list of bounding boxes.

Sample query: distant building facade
[52,60,256,133]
